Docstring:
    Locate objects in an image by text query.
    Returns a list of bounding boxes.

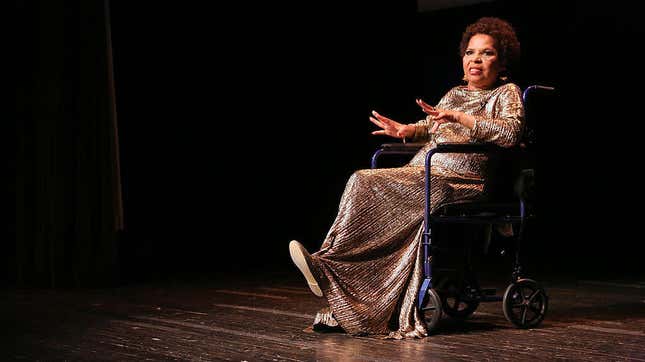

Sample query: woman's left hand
[416,98,474,130]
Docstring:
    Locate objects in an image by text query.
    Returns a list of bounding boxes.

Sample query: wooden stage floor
[2,270,644,361]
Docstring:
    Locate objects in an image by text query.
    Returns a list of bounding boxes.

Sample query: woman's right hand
[369,111,415,139]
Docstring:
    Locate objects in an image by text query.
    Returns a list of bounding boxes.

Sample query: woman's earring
[499,69,509,82]
[462,74,468,83]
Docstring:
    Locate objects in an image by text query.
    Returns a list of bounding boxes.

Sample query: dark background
[12,0,645,288]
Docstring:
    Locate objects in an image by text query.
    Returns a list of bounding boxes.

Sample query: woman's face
[462,33,503,90]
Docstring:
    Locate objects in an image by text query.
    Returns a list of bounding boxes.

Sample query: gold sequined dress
[308,83,524,338]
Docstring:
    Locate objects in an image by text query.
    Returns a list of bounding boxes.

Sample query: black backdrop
[12,0,645,287]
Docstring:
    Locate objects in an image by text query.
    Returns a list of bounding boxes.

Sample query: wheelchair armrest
[379,142,426,151]
[371,143,426,169]
[425,142,518,169]
[430,142,498,156]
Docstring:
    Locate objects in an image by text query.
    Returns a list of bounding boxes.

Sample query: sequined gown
[308,83,524,338]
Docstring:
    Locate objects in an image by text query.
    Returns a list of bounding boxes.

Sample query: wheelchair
[371,85,555,332]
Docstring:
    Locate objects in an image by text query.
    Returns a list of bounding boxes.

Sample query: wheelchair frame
[371,85,554,332]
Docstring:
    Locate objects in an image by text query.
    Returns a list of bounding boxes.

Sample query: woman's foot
[312,307,343,332]
[289,240,323,297]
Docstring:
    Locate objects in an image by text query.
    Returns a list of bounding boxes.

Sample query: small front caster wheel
[502,278,548,328]
[437,277,480,320]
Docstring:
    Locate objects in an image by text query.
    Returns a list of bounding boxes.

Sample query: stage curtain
[13,0,123,287]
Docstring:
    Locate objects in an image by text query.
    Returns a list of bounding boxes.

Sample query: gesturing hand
[369,111,414,139]
[416,98,469,132]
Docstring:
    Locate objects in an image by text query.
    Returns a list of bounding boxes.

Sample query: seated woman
[289,17,524,339]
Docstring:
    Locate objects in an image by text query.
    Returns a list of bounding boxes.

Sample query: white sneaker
[289,240,323,297]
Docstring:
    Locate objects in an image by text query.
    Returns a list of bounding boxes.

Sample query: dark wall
[108,0,643,281]
[108,1,415,280]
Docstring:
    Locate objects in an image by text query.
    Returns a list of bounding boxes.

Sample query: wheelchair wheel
[420,288,442,332]
[502,278,548,329]
[437,277,480,320]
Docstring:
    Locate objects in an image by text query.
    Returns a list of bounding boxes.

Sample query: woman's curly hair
[459,17,521,79]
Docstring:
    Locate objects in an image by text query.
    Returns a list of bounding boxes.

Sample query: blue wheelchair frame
[371,85,554,331]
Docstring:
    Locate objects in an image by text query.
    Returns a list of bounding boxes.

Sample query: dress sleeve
[470,84,524,148]
[409,116,434,142]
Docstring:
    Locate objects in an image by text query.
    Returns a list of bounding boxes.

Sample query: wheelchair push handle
[522,85,555,103]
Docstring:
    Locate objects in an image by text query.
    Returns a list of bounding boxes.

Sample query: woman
[289,17,524,339]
